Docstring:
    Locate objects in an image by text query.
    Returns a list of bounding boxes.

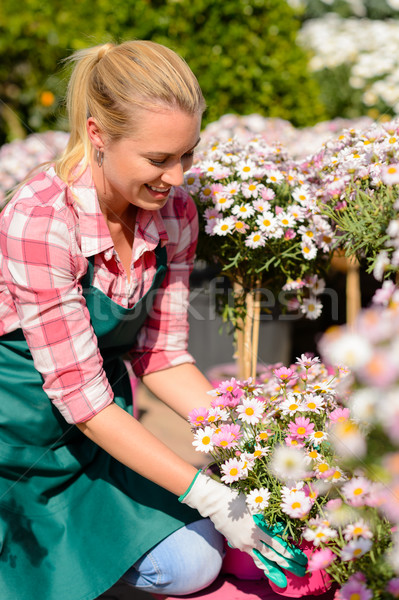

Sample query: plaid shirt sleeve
[0,174,114,424]
[129,188,199,377]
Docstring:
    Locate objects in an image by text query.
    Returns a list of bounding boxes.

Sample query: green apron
[0,244,199,600]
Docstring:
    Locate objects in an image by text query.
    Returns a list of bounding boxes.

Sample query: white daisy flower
[279,393,303,415]
[246,488,271,513]
[224,181,241,195]
[242,181,263,199]
[302,394,325,414]
[232,203,255,219]
[308,430,329,444]
[277,212,296,228]
[301,297,323,320]
[235,159,257,180]
[256,211,277,232]
[245,231,266,248]
[343,520,373,542]
[269,445,308,482]
[265,169,284,184]
[213,216,235,236]
[214,193,234,212]
[236,398,265,425]
[220,458,247,484]
[340,538,372,561]
[303,525,338,547]
[301,240,317,260]
[281,490,313,519]
[192,426,215,453]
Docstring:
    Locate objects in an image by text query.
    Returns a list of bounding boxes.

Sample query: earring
[96,149,104,168]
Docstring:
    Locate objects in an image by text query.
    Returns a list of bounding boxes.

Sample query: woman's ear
[86,117,104,150]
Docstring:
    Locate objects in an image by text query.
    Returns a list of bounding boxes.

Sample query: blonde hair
[55,40,206,183]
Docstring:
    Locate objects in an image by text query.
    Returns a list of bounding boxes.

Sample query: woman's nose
[161,161,185,187]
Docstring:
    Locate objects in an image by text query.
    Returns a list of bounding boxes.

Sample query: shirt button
[122,298,128,307]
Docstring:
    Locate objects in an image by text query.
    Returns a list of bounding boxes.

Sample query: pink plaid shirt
[0,166,198,423]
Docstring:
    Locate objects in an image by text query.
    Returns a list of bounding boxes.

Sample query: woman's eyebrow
[146,137,201,158]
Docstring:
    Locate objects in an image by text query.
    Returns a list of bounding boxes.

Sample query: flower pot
[221,541,264,580]
[268,540,332,597]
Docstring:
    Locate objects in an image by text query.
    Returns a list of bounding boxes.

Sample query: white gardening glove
[179,471,307,588]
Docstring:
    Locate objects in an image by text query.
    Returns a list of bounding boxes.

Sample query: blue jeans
[121,519,224,595]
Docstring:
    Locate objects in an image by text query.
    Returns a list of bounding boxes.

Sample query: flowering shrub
[185,137,336,322]
[188,357,397,596]
[0,131,69,208]
[312,117,399,279]
[298,14,399,119]
[319,289,399,588]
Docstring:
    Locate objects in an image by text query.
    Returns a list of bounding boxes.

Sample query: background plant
[0,0,326,145]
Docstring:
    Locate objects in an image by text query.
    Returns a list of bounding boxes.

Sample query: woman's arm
[142,362,214,418]
[76,401,198,496]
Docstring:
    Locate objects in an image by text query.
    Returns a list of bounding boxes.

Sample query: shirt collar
[70,165,169,259]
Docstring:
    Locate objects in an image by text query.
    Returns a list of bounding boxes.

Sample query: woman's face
[90,107,201,214]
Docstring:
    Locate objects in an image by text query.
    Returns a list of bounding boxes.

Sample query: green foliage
[321,184,398,276]
[0,0,326,144]
[297,0,399,20]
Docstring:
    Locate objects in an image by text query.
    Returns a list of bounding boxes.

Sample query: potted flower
[187,354,397,598]
[185,138,336,380]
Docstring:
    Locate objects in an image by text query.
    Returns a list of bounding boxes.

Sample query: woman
[0,41,306,600]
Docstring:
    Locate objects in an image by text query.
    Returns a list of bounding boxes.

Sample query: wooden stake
[251,286,261,381]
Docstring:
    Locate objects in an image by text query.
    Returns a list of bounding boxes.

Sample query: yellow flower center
[307,402,317,410]
[297,427,306,435]
[202,436,211,445]
[259,432,268,440]
[230,468,238,476]
[314,431,323,438]
[316,532,325,538]
[254,450,262,458]
[203,188,211,196]
[249,184,256,191]
[291,502,301,509]
[187,177,195,185]
[353,527,363,535]
[235,222,244,229]
[318,463,329,473]
[332,470,341,479]
[220,440,229,447]
[243,166,251,172]
[309,451,318,459]
[245,407,255,416]
[350,593,361,600]
[240,206,247,212]
[289,404,298,411]
[353,488,363,496]
[388,166,398,174]
[221,224,229,231]
[253,234,261,242]
[255,495,263,503]
[196,416,204,422]
[263,219,271,227]
[353,548,363,557]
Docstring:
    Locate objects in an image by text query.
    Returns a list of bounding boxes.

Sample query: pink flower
[188,407,209,427]
[212,424,242,449]
[339,576,372,600]
[273,366,297,382]
[307,548,336,572]
[342,477,371,507]
[329,407,350,423]
[288,416,315,439]
[285,435,306,448]
[387,578,399,598]
[284,228,296,240]
[296,354,320,369]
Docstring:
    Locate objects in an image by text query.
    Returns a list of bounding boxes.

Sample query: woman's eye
[149,158,167,166]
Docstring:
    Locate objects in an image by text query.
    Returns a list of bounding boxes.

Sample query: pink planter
[269,540,332,597]
[221,542,264,580]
